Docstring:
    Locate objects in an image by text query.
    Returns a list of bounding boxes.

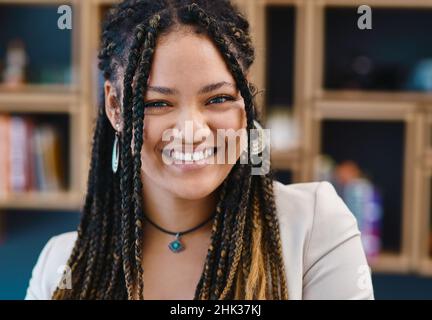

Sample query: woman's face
[107,29,248,200]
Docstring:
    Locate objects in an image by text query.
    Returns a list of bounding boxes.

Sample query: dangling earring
[112,123,120,173]
[240,119,267,164]
[250,119,266,156]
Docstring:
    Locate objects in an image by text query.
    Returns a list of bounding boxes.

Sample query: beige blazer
[24,180,374,300]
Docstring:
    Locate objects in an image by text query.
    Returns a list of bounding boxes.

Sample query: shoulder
[273,179,360,245]
[273,180,373,299]
[24,231,78,300]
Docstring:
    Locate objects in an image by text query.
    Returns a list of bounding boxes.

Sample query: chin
[171,167,230,198]
[168,181,217,200]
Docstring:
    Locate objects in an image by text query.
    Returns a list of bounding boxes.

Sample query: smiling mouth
[161,147,218,162]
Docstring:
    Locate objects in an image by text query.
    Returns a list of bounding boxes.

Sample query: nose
[173,108,211,145]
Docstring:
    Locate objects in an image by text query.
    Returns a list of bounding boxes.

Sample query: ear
[245,72,254,91]
[104,80,123,132]
[245,71,250,84]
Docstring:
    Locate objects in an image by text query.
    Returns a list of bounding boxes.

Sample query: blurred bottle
[266,108,299,152]
[334,161,383,261]
[406,59,432,92]
[317,157,383,262]
[3,39,28,87]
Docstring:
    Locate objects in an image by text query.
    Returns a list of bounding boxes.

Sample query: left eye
[207,95,235,105]
[144,101,169,108]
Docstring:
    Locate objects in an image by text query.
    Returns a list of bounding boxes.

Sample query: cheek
[133,117,166,170]
[207,105,247,163]
[208,105,247,130]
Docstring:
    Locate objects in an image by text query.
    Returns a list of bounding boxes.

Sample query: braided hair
[52,0,288,300]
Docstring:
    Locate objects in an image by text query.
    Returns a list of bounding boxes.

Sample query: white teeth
[193,151,204,161]
[173,150,182,161]
[168,148,215,162]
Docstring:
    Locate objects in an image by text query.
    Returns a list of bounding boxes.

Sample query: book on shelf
[0,114,66,198]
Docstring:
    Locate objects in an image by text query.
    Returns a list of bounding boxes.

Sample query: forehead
[146,30,235,89]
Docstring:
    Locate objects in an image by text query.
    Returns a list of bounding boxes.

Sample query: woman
[25,0,374,300]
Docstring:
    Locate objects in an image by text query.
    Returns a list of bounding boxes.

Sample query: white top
[25,180,374,300]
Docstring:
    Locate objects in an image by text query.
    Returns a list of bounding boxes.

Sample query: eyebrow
[146,81,236,95]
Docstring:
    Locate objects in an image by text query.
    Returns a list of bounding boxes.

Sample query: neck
[140,176,219,239]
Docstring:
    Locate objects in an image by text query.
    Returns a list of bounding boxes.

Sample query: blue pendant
[169,234,184,253]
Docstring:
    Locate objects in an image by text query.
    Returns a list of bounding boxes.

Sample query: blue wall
[0,210,79,299]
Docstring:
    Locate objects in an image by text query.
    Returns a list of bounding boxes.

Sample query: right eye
[144,101,170,108]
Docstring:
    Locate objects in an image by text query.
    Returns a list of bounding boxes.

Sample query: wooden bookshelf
[0,0,87,215]
[1,0,432,276]
[254,0,432,275]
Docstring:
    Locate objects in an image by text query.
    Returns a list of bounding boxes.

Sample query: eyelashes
[144,95,237,109]
[206,95,236,105]
[144,101,169,108]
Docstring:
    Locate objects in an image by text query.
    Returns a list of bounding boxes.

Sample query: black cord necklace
[143,211,217,253]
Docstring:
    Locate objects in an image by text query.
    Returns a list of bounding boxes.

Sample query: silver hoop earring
[250,119,266,156]
[112,123,120,173]
[239,119,267,164]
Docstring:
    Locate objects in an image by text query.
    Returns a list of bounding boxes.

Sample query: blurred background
[1,0,432,299]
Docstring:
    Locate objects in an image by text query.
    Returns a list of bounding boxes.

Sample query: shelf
[0,191,83,211]
[369,253,411,273]
[414,171,432,276]
[321,0,432,7]
[92,0,118,4]
[314,98,416,120]
[0,1,73,4]
[317,90,432,104]
[419,261,432,276]
[0,85,78,113]
[425,150,432,168]
[271,149,301,170]
[421,113,432,168]
[0,84,76,94]
[428,176,432,260]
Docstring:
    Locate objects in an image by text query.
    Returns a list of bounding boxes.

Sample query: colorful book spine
[0,115,11,197]
[0,114,65,194]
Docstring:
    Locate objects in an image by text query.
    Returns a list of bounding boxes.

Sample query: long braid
[51,93,108,299]
[80,96,116,298]
[209,164,244,298]
[79,125,112,298]
[94,171,114,298]
[131,13,162,299]
[259,172,289,299]
[79,197,101,298]
[245,178,267,299]
[195,179,227,299]
[105,174,125,298]
[222,19,255,70]
[119,22,149,299]
[219,167,251,299]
